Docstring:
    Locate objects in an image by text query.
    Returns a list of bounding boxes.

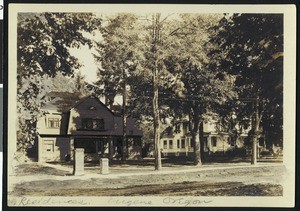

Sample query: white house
[160,118,248,157]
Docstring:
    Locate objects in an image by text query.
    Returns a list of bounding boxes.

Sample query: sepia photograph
[6,4,296,207]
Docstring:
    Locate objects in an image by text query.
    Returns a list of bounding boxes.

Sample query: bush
[226,147,247,157]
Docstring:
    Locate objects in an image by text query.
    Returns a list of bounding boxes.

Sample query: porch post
[185,138,188,157]
[109,137,114,159]
[70,137,75,161]
[38,136,43,163]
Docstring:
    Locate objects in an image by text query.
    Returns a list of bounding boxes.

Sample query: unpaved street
[10,163,285,196]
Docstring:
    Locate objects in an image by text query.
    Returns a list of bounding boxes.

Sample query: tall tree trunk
[122,69,127,161]
[192,106,202,166]
[251,98,260,165]
[153,13,162,170]
[199,121,205,162]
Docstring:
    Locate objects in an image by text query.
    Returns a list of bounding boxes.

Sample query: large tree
[17,13,101,153]
[212,14,283,164]
[93,13,144,160]
[161,14,237,165]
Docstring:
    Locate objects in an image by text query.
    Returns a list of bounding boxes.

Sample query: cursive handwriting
[163,197,212,207]
[108,197,153,206]
[8,196,89,206]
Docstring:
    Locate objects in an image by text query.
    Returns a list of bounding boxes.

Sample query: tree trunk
[192,106,202,166]
[122,69,127,161]
[153,14,162,170]
[251,98,260,165]
[199,121,205,162]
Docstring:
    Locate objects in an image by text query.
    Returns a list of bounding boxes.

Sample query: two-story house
[160,118,248,157]
[36,95,142,162]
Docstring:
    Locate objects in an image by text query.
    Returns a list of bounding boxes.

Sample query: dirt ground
[10,162,285,197]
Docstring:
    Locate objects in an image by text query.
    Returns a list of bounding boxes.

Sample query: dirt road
[10,164,285,196]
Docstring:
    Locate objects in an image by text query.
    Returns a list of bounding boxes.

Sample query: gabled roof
[41,93,115,115]
[71,95,115,116]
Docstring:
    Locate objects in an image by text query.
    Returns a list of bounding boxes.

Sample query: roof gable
[71,95,115,116]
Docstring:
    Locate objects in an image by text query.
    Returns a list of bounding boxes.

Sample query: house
[160,119,248,157]
[36,95,142,162]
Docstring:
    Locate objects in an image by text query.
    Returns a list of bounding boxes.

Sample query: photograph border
[2,1,297,209]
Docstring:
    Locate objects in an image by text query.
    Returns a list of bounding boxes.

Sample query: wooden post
[70,137,75,161]
[109,137,114,159]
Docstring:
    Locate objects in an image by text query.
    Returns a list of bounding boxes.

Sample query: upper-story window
[82,118,105,130]
[163,140,168,149]
[228,136,236,146]
[211,136,217,147]
[175,124,181,134]
[89,106,96,110]
[48,118,60,128]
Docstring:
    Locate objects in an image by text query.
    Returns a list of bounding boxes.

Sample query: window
[211,137,217,147]
[82,118,105,130]
[190,138,195,147]
[169,140,173,149]
[48,118,60,128]
[163,140,168,149]
[177,139,180,148]
[44,140,54,152]
[95,119,105,130]
[228,136,235,146]
[175,124,181,133]
[181,139,185,148]
[89,106,96,110]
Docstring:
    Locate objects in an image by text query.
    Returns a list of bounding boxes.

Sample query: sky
[69,45,98,84]
[69,30,103,84]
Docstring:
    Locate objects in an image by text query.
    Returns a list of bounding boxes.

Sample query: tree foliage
[17,12,101,152]
[159,14,237,165]
[211,14,283,157]
[93,14,143,106]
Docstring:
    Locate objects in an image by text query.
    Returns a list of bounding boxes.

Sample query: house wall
[114,117,143,136]
[37,96,143,162]
[36,111,68,135]
[160,121,246,157]
[161,123,193,156]
[67,97,142,137]
[68,97,115,136]
[38,136,70,162]
[203,121,217,133]
[207,134,231,153]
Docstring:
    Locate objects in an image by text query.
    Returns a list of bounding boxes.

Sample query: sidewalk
[8,161,284,191]
[39,161,283,180]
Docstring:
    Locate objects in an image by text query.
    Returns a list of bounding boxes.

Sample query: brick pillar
[100,158,109,174]
[73,148,84,176]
